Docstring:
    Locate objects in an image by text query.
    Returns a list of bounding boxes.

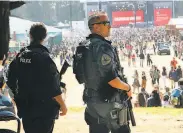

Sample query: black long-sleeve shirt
[6,43,61,118]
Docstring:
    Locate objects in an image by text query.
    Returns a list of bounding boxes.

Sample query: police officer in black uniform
[6,23,67,133]
[83,12,132,133]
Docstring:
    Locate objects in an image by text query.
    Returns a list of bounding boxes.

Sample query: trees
[11,1,84,25]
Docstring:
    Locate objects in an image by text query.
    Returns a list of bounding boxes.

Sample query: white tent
[168,18,183,25]
[10,17,62,34]
[57,22,69,27]
[176,25,183,29]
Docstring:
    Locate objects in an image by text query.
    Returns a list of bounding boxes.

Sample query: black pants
[147,59,151,66]
[85,110,131,133]
[22,117,55,133]
[152,78,159,85]
[175,51,178,57]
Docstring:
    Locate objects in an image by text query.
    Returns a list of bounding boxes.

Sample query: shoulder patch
[101,54,112,66]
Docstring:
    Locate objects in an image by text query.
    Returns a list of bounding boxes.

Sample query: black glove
[60,82,66,88]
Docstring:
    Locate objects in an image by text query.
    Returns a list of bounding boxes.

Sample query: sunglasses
[92,21,110,26]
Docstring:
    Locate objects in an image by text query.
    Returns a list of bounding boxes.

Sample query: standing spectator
[150,65,155,84]
[139,51,145,67]
[170,57,177,69]
[176,65,182,80]
[153,66,160,85]
[169,67,178,89]
[141,71,147,89]
[132,70,140,93]
[174,45,178,57]
[153,44,156,55]
[162,67,167,88]
[128,52,131,67]
[131,53,136,67]
[135,47,139,57]
[147,53,152,66]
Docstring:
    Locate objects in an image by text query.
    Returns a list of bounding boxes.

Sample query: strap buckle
[110,110,118,119]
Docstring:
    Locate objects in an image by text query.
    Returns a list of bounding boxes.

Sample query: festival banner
[154,8,172,26]
[112,10,144,27]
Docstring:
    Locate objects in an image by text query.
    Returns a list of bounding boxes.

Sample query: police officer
[83,12,132,133]
[6,23,67,133]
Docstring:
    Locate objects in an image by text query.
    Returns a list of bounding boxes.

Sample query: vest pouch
[119,106,128,126]
[86,102,124,130]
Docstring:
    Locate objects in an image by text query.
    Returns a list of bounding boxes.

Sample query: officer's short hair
[29,23,47,42]
[88,12,107,31]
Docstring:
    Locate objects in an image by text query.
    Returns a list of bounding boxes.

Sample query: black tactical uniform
[83,34,131,133]
[6,42,61,133]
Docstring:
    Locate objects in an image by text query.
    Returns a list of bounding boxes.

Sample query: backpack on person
[72,40,91,84]
[170,88,183,107]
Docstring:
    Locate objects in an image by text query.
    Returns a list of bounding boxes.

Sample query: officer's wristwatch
[127,84,131,92]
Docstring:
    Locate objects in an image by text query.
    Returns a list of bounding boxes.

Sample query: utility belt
[86,101,129,130]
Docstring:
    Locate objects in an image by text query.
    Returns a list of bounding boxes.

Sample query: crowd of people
[109,27,183,108]
[1,26,183,112]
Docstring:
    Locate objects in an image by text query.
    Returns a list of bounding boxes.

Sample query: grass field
[68,107,183,116]
[1,107,183,133]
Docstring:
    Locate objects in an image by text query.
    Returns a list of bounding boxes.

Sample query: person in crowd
[170,57,177,69]
[169,67,179,89]
[177,65,182,80]
[147,53,151,67]
[173,45,178,57]
[150,65,155,85]
[162,87,171,107]
[147,90,162,107]
[139,51,145,67]
[153,43,156,55]
[170,78,183,108]
[132,70,140,93]
[138,88,149,107]
[131,53,136,67]
[152,66,160,85]
[127,52,131,67]
[135,47,139,57]
[141,71,147,89]
[162,66,167,88]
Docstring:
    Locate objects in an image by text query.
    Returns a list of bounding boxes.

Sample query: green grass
[68,107,183,116]
[134,107,183,116]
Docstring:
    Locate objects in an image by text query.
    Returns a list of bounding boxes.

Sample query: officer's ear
[93,24,100,32]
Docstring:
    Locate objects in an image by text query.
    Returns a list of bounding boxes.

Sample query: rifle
[59,59,70,88]
[114,46,136,126]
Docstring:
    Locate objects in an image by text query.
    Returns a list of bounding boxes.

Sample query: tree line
[11,1,85,26]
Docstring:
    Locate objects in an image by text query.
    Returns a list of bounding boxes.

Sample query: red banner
[112,10,144,27]
[89,11,95,16]
[154,8,172,26]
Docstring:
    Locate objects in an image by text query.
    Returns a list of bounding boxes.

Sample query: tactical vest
[15,46,49,99]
